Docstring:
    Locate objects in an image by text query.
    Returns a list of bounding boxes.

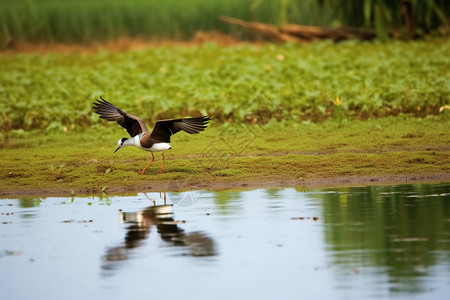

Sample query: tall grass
[0,0,286,45]
[0,0,449,46]
[316,0,450,41]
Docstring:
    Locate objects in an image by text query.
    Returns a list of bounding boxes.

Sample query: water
[1,183,449,300]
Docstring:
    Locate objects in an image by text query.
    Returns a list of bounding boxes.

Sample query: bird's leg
[137,153,155,175]
[157,152,166,174]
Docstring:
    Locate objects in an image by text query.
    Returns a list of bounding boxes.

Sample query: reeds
[2,0,448,46]
[0,0,267,45]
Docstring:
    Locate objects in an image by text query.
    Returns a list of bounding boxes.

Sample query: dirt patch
[0,31,246,55]
[0,173,448,198]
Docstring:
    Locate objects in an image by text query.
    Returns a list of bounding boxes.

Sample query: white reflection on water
[0,183,449,300]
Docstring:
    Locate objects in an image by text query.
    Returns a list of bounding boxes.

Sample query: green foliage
[0,0,281,46]
[50,163,65,174]
[1,39,449,132]
[0,0,448,45]
[333,96,344,127]
[318,0,450,40]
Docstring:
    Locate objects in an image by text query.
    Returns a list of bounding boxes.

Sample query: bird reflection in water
[102,192,215,272]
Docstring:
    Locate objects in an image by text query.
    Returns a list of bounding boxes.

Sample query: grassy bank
[0,117,449,197]
[1,39,449,133]
[1,39,449,196]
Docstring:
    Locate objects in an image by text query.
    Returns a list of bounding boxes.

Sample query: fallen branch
[219,16,300,42]
[219,16,376,42]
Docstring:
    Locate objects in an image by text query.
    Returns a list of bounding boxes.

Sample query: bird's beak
[114,147,120,153]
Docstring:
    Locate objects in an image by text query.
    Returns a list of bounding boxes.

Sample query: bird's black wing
[92,97,149,137]
[150,116,212,143]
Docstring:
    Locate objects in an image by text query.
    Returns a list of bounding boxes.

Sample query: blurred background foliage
[0,0,449,46]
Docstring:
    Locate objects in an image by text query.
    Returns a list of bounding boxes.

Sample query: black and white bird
[93,97,211,174]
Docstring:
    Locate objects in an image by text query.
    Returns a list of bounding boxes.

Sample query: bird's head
[114,137,128,153]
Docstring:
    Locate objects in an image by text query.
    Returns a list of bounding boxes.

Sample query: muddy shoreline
[1,173,448,198]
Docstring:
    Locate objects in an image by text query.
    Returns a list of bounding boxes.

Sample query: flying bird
[92,97,211,174]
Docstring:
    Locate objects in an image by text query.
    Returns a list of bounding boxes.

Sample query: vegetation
[0,0,254,45]
[0,116,448,196]
[0,0,449,46]
[1,2,449,195]
[1,39,449,134]
[316,0,450,40]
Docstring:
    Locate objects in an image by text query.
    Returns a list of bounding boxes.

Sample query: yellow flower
[276,54,285,61]
[334,96,342,106]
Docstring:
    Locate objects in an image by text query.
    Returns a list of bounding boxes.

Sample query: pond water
[1,183,449,300]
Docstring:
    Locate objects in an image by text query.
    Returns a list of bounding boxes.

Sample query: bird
[92,97,211,174]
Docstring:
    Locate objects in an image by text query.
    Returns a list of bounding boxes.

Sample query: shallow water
[1,183,449,300]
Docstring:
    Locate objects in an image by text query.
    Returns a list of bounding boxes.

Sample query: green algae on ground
[0,116,449,196]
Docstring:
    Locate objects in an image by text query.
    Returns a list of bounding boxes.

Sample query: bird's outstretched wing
[92,97,149,137]
[150,116,212,143]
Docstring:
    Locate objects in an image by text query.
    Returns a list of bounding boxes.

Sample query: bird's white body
[145,142,171,152]
[117,135,171,152]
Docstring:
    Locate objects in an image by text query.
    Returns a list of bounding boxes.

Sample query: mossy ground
[1,116,449,197]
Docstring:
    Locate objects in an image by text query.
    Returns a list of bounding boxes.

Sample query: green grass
[1,39,449,134]
[1,0,449,45]
[0,117,449,196]
[0,0,327,45]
